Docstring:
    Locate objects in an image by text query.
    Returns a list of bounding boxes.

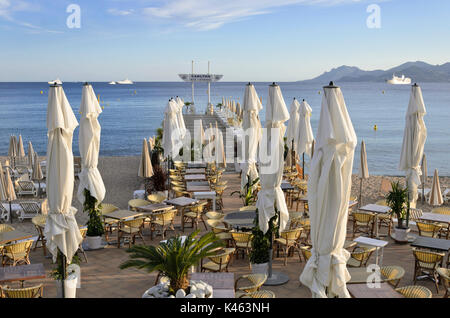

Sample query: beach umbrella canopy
[203,123,214,163]
[241,83,263,190]
[28,141,35,167]
[8,135,17,158]
[162,99,182,158]
[139,138,154,178]
[214,121,226,167]
[358,140,369,205]
[44,84,82,263]
[286,98,300,152]
[32,152,43,181]
[175,97,187,139]
[148,137,154,152]
[297,100,314,158]
[0,162,8,200]
[420,153,428,202]
[256,83,290,234]
[4,168,16,201]
[77,83,106,205]
[399,84,427,207]
[428,169,443,206]
[17,135,25,158]
[300,82,357,298]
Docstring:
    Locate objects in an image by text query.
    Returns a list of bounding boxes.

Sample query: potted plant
[83,188,104,250]
[230,177,259,206]
[120,230,223,297]
[50,253,80,298]
[151,127,164,167]
[249,210,271,275]
[386,181,410,242]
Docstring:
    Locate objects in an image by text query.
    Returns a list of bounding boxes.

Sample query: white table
[359,204,391,238]
[133,190,146,199]
[420,212,450,224]
[353,236,388,267]
[193,191,216,211]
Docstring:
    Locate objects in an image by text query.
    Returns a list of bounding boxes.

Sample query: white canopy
[300,83,357,298]
[399,84,427,207]
[139,138,154,178]
[77,83,106,205]
[175,97,187,139]
[0,162,8,200]
[296,100,314,158]
[429,168,443,206]
[17,135,25,158]
[241,83,262,190]
[162,99,182,158]
[286,98,300,152]
[256,83,290,234]
[28,141,35,167]
[8,135,17,158]
[359,140,369,179]
[44,84,82,263]
[4,168,16,201]
[32,152,43,181]
[214,121,226,167]
[203,123,214,163]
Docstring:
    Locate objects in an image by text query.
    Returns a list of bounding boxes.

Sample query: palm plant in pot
[386,181,410,242]
[83,188,104,250]
[120,230,223,297]
[249,211,271,275]
[230,177,259,206]
[50,253,80,298]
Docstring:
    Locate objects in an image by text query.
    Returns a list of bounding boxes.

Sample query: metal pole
[191,60,195,106]
[359,178,363,208]
[208,61,211,107]
[302,153,305,179]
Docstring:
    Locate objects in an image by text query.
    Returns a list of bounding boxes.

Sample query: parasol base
[263,271,289,286]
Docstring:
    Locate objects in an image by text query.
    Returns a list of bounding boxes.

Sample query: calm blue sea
[0,81,449,176]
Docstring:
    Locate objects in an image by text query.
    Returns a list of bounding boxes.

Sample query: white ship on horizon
[116,78,133,85]
[109,81,116,85]
[386,74,411,85]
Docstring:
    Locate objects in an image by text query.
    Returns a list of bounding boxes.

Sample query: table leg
[181,208,185,232]
[375,215,379,238]
[375,247,379,266]
[213,197,216,212]
[379,247,384,267]
[117,221,121,248]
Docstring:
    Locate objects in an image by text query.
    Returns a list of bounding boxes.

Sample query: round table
[223,211,256,230]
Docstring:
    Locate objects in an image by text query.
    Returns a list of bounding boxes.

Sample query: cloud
[141,0,370,30]
[107,8,135,16]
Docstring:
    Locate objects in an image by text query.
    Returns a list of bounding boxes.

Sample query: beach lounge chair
[395,285,432,298]
[0,284,43,298]
[16,180,38,197]
[17,201,41,221]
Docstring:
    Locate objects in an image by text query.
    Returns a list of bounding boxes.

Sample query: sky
[0,0,449,82]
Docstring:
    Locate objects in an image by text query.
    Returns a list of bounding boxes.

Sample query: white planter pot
[251,262,269,276]
[394,227,411,242]
[56,275,78,298]
[87,236,102,250]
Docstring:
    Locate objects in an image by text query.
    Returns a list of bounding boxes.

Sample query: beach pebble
[185,293,197,298]
[190,285,197,293]
[176,289,186,298]
[195,291,205,298]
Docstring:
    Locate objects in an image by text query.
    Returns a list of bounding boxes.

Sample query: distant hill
[298,61,450,83]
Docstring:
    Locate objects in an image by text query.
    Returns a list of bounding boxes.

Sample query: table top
[359,204,391,214]
[347,282,403,298]
[411,236,450,252]
[137,203,174,213]
[281,183,294,191]
[165,197,199,207]
[354,236,389,248]
[420,212,450,224]
[0,230,34,245]
[348,200,358,209]
[190,272,235,298]
[223,211,256,229]
[102,210,143,220]
[0,263,46,283]
[347,267,386,284]
[185,168,205,174]
[186,184,211,192]
[187,163,207,169]
[184,174,207,181]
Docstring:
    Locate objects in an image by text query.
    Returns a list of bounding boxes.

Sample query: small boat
[109,81,117,85]
[386,74,411,85]
[116,78,133,85]
[48,78,62,85]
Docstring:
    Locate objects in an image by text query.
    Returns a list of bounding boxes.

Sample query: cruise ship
[116,78,133,85]
[386,74,412,85]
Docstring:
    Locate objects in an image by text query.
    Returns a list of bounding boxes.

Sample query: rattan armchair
[183,201,208,231]
[32,215,47,256]
[118,218,146,248]
[207,219,232,246]
[238,290,275,298]
[274,227,303,265]
[380,265,405,288]
[416,221,442,238]
[128,199,150,211]
[99,203,120,241]
[200,247,235,272]
[235,274,267,297]
[0,284,43,298]
[300,245,312,262]
[412,248,445,293]
[205,211,225,220]
[351,212,376,239]
[1,240,33,266]
[150,209,176,240]
[432,207,450,215]
[147,193,166,203]
[395,285,432,298]
[436,267,450,298]
[0,224,14,233]
[230,231,252,265]
[347,246,376,268]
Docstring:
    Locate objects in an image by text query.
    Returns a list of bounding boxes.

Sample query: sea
[0,81,449,176]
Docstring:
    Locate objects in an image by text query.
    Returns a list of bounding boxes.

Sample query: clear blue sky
[0,0,449,81]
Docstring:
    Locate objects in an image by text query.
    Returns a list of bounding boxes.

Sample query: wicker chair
[0,224,14,233]
[380,265,405,288]
[128,199,150,211]
[118,218,146,248]
[150,209,176,240]
[205,211,225,220]
[17,201,41,221]
[374,200,392,236]
[76,227,88,262]
[183,201,208,231]
[395,285,432,298]
[432,207,450,215]
[147,193,166,204]
[274,227,303,265]
[0,284,43,298]
[207,219,232,246]
[300,246,312,262]
[347,246,376,268]
[235,274,267,297]
[412,248,445,293]
[238,290,275,298]
[1,240,33,266]
[416,221,442,238]
[436,267,450,298]
[32,215,47,256]
[351,212,376,239]
[201,247,235,272]
[99,203,119,241]
[231,231,252,265]
[215,185,227,211]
